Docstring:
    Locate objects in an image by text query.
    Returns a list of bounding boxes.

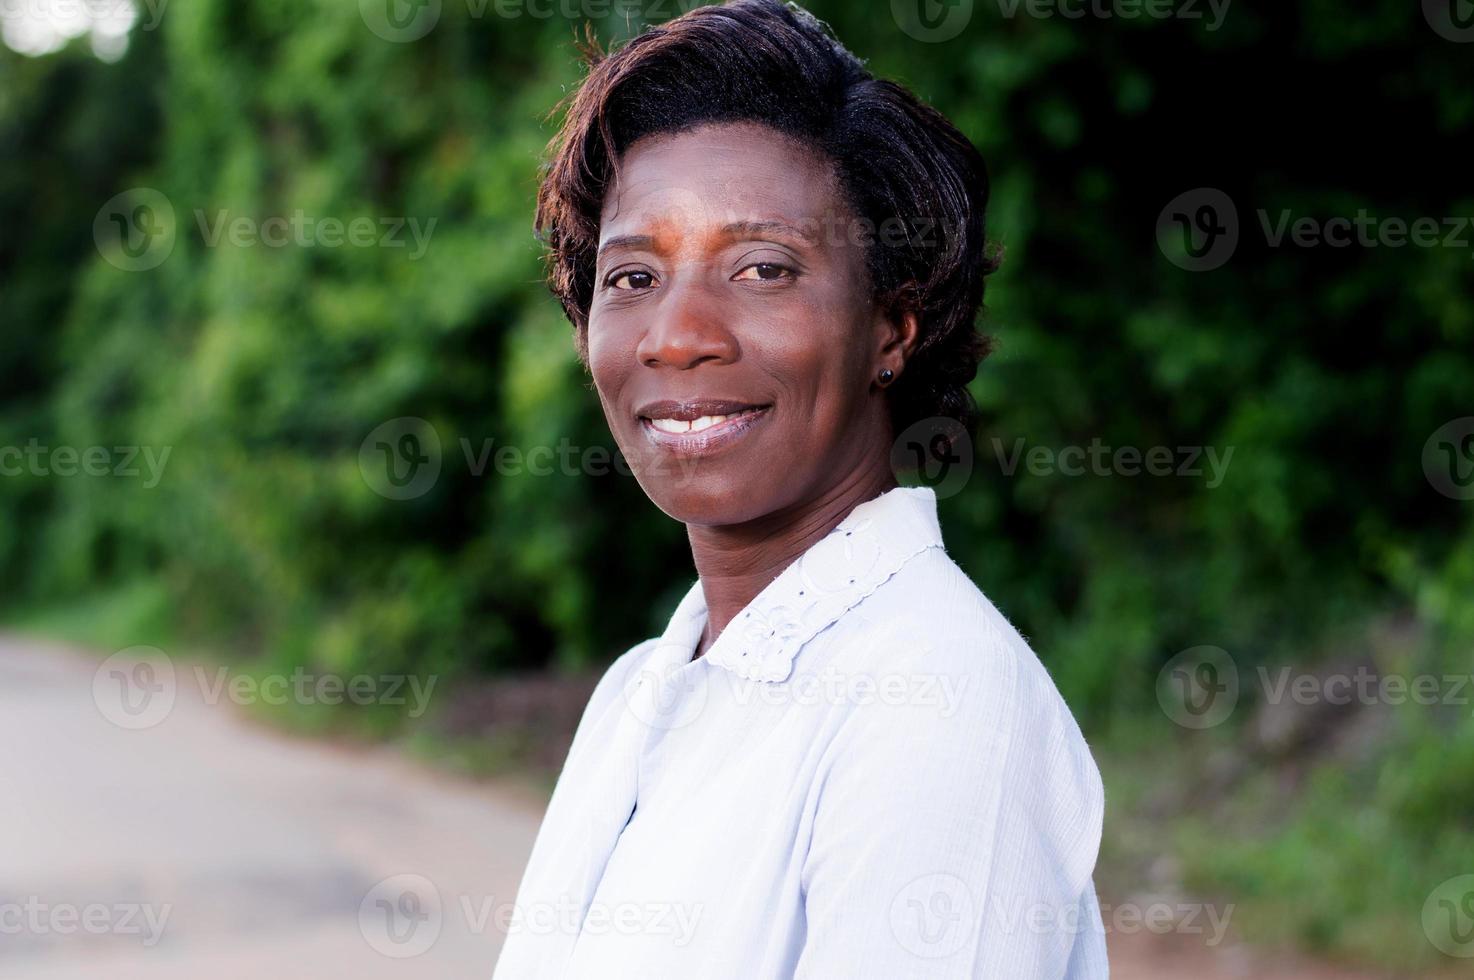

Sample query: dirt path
[0,637,544,979]
[0,636,1402,978]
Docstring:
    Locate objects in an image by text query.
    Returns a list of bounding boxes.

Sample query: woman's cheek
[585,321,627,397]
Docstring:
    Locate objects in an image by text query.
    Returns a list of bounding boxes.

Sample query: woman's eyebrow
[597,233,657,261]
[719,219,820,245]
[596,220,818,262]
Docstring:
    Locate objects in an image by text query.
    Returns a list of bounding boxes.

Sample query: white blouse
[493,486,1108,979]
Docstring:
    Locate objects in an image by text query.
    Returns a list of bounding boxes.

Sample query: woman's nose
[635,278,740,370]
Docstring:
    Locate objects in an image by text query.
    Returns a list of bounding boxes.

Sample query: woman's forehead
[598,123,849,246]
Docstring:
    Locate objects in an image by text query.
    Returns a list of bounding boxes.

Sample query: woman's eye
[733,263,793,282]
[609,270,656,290]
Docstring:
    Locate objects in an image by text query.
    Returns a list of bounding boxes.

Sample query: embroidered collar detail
[658,487,945,684]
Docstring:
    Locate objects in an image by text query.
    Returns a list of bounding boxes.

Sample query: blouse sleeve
[794,637,1108,979]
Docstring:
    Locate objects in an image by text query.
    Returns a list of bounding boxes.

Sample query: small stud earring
[878,368,895,386]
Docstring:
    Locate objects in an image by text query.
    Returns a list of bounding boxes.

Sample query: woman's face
[588,123,897,527]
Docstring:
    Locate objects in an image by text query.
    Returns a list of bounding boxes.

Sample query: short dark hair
[535,0,1000,433]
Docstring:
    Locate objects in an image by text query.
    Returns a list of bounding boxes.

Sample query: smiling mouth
[635,400,772,455]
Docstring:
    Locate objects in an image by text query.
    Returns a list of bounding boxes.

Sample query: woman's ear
[872,284,923,382]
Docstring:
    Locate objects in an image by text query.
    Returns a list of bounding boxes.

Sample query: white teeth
[649,413,736,434]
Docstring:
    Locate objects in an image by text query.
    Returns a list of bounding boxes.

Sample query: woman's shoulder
[843,546,1097,760]
[829,548,1105,858]
[553,636,662,758]
[586,635,662,710]
[856,547,1048,672]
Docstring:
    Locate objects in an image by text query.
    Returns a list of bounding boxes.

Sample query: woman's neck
[686,466,898,659]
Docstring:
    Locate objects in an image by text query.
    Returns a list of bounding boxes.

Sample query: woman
[494,2,1106,977]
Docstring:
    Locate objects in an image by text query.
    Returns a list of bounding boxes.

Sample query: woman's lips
[635,400,772,456]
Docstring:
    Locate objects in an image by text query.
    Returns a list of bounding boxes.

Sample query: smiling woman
[496,2,1106,978]
[589,123,901,534]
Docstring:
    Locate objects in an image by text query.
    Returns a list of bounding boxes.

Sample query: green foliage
[1179,730,1474,969]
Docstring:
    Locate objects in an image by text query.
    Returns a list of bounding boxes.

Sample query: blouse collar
[654,486,945,684]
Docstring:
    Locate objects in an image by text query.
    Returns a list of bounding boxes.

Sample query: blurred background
[2,0,1472,976]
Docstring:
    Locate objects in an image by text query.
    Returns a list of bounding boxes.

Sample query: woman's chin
[637,477,779,529]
